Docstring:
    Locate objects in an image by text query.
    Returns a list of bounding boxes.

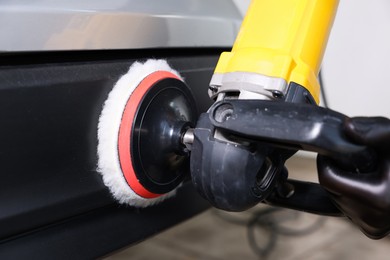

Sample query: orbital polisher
[97,0,375,213]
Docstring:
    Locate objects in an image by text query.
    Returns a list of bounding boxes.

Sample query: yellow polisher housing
[214,0,339,104]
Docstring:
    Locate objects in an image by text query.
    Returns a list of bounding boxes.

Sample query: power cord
[213,207,326,259]
[319,70,329,108]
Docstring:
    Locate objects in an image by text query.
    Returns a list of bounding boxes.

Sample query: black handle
[209,100,376,173]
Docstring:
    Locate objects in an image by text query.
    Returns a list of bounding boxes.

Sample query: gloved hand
[317,116,390,239]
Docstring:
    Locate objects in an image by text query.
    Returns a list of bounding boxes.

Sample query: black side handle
[210,100,376,173]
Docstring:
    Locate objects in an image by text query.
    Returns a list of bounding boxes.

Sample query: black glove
[317,116,390,239]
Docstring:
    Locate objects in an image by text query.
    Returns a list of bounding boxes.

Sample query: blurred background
[107,1,390,259]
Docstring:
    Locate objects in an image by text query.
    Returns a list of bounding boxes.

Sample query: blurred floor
[106,155,390,260]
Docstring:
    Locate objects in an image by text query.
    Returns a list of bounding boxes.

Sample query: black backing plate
[132,78,197,194]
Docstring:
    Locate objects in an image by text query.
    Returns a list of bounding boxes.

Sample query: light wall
[323,0,390,118]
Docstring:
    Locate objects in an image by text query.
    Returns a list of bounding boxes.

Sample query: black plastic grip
[209,100,376,173]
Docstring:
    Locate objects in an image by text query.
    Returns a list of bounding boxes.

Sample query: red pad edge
[118,71,181,199]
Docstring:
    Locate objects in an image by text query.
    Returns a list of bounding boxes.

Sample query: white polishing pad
[97,59,183,207]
